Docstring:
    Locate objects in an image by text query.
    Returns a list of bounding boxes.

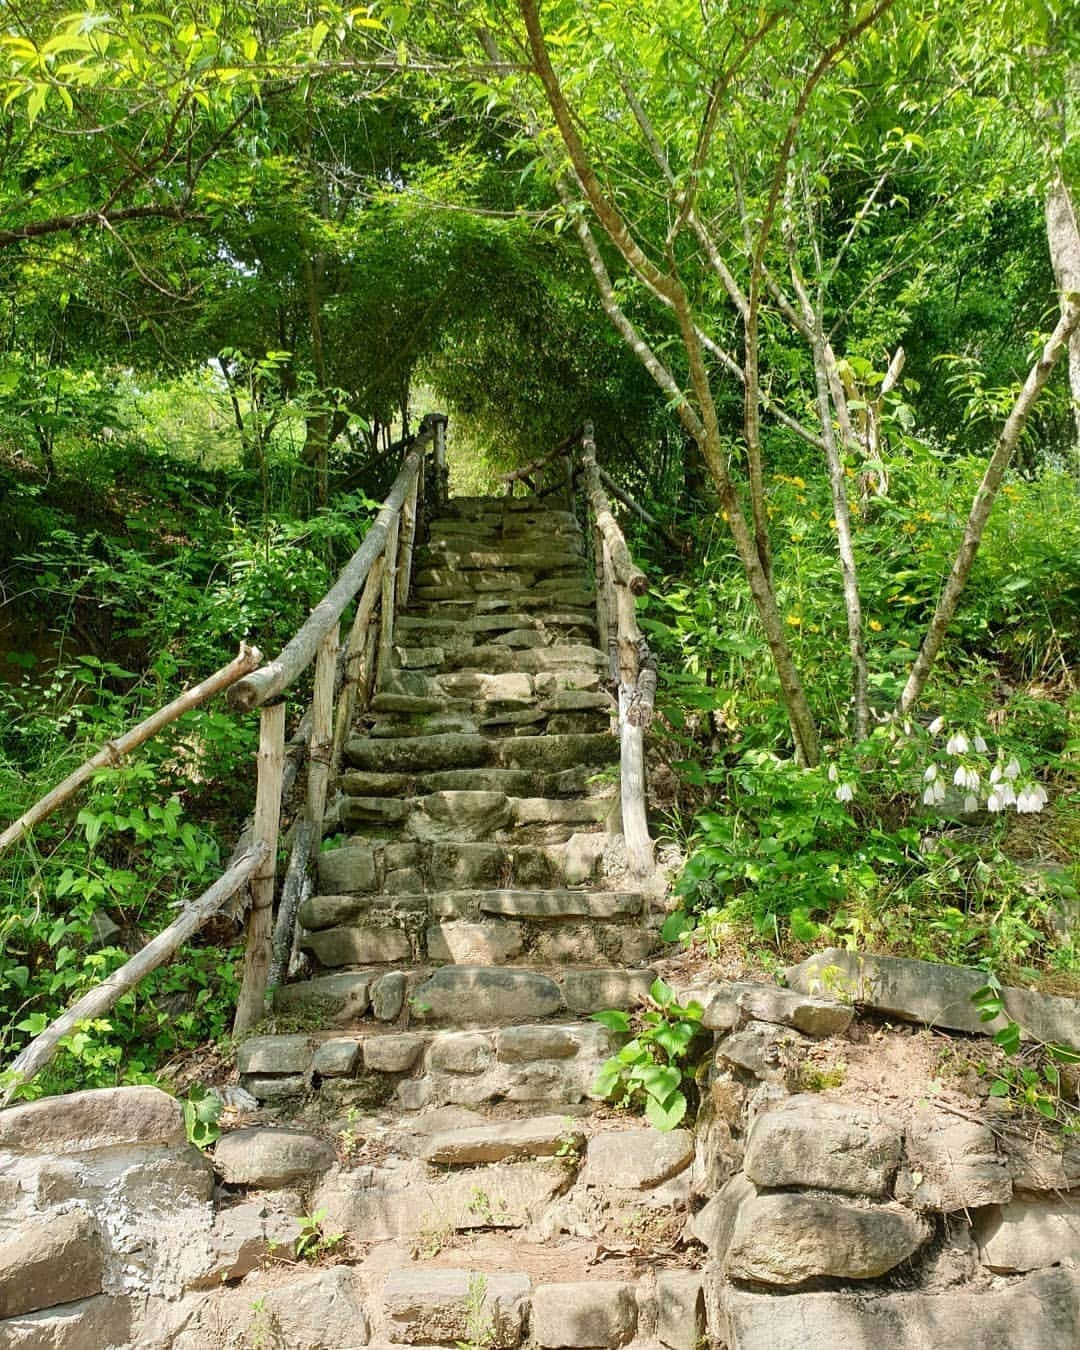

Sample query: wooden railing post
[432,413,449,509]
[398,471,420,613]
[234,701,286,1034]
[307,627,338,837]
[332,556,384,771]
[377,510,401,689]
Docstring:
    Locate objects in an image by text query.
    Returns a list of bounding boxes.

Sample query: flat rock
[273,971,376,1021]
[656,1272,704,1350]
[0,1293,133,1350]
[532,1281,637,1349]
[318,841,377,893]
[297,893,372,930]
[427,921,525,965]
[585,1129,694,1190]
[895,1110,1012,1211]
[719,1268,1080,1350]
[372,971,407,1022]
[428,1031,494,1074]
[786,947,1080,1050]
[237,1034,314,1076]
[714,1021,810,1085]
[743,1095,901,1197]
[184,1202,298,1290]
[412,967,563,1023]
[496,1025,593,1062]
[0,1210,102,1318]
[301,925,412,966]
[0,1085,185,1154]
[364,1034,424,1073]
[422,1116,584,1166]
[1007,1131,1080,1193]
[383,1268,531,1346]
[705,981,854,1037]
[213,1128,336,1188]
[479,890,641,919]
[409,790,512,842]
[311,1038,362,1077]
[726,1192,929,1285]
[562,969,655,1014]
[975,1195,1080,1272]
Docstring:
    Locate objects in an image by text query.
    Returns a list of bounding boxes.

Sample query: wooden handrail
[1,842,269,1105]
[500,426,583,492]
[0,644,262,856]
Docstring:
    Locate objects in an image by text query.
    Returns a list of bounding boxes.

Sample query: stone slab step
[337,766,607,800]
[333,792,613,846]
[395,611,597,637]
[272,965,657,1028]
[344,732,618,774]
[238,1018,618,1111]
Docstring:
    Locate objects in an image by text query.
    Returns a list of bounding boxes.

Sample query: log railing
[499,422,660,875]
[1,413,448,1100]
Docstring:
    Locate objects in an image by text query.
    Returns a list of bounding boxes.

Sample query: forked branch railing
[501,421,661,875]
[1,413,448,1101]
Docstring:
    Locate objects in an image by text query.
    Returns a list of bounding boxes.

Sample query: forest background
[0,0,1077,1103]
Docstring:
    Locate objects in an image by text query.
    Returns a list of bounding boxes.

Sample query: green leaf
[645,1090,687,1132]
[993,1023,1021,1055]
[988,1079,1011,1097]
[591,1009,632,1033]
[649,977,675,1009]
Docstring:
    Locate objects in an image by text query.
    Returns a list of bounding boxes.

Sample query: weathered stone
[895,1111,1012,1211]
[689,1172,756,1252]
[479,890,641,919]
[707,980,854,1037]
[408,790,512,842]
[241,1266,369,1350]
[340,794,409,822]
[561,833,606,885]
[318,841,377,893]
[0,1210,102,1318]
[531,1281,637,1348]
[348,733,490,772]
[184,1202,298,1290]
[508,846,563,888]
[413,966,563,1023]
[423,1116,584,1166]
[384,866,425,894]
[372,971,407,1022]
[427,921,525,964]
[786,947,1080,1050]
[718,1269,1080,1350]
[714,1021,810,1086]
[311,1037,362,1077]
[656,1272,704,1350]
[585,1129,695,1190]
[0,1085,185,1154]
[213,1128,335,1188]
[340,770,412,795]
[562,969,655,1014]
[273,971,376,1021]
[301,925,411,966]
[726,1193,929,1285]
[743,1095,901,1197]
[237,1034,314,1076]
[364,1034,424,1073]
[314,1159,567,1239]
[428,1031,493,1074]
[246,1075,307,1102]
[430,842,508,889]
[496,1025,587,1062]
[395,644,444,667]
[493,734,618,773]
[298,893,371,930]
[975,1196,1080,1272]
[0,1294,133,1350]
[439,671,534,704]
[383,1269,530,1347]
[1007,1131,1080,1193]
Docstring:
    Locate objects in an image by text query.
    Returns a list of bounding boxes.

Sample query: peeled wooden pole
[306,628,338,837]
[377,511,401,689]
[0,644,261,855]
[596,465,685,554]
[1,842,268,1105]
[233,703,287,1034]
[228,445,427,712]
[580,426,648,595]
[269,819,315,992]
[332,557,384,770]
[397,471,420,611]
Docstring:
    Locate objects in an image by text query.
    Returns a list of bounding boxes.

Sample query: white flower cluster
[922,725,1049,816]
[827,762,855,803]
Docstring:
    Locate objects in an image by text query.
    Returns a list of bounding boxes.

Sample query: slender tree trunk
[898,298,1080,715]
[1046,176,1080,453]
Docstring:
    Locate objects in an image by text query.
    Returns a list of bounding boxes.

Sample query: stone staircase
[240,494,663,1123]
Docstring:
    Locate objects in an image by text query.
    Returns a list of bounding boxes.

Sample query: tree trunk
[1046,175,1080,452]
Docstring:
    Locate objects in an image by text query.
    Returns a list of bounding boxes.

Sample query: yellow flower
[869,619,883,632]
[829,517,837,529]
[809,623,821,633]
[786,614,802,627]
[902,521,917,534]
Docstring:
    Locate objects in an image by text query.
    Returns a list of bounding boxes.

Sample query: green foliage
[590,978,706,1132]
[294,1209,345,1262]
[972,976,1080,1129]
[183,1085,224,1150]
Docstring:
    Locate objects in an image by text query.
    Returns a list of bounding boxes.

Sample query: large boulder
[0,1210,103,1318]
[213,1128,336,1189]
[0,1086,185,1154]
[742,1095,901,1196]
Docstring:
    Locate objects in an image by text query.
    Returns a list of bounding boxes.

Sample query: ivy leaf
[645,1090,687,1132]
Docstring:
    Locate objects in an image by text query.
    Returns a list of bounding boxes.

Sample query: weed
[182,1084,223,1149]
[412,1210,456,1259]
[468,1188,510,1225]
[455,1273,496,1350]
[798,1061,848,1092]
[294,1209,345,1262]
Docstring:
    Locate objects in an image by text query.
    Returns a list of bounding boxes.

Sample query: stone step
[414,548,585,572]
[271,965,657,1032]
[376,670,611,713]
[297,887,656,971]
[361,709,609,743]
[411,586,597,611]
[238,1018,615,1110]
[337,765,608,800]
[395,610,597,637]
[332,792,614,845]
[344,731,618,775]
